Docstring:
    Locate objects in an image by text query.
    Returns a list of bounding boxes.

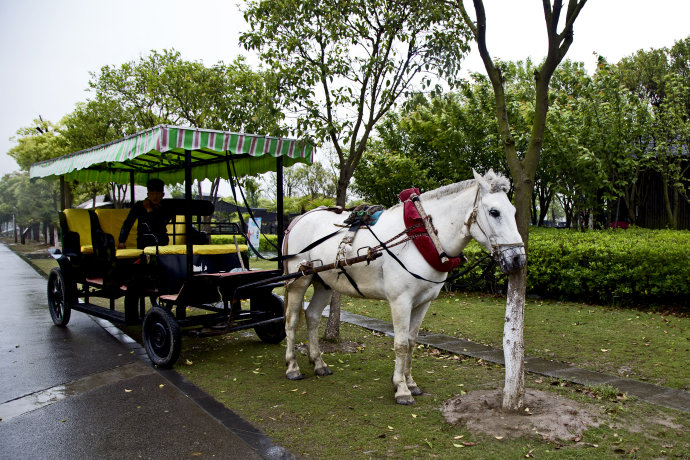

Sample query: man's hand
[118,242,126,249]
[143,198,153,212]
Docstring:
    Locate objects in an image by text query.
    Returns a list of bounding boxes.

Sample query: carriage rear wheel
[251,293,286,344]
[47,268,72,327]
[142,306,181,368]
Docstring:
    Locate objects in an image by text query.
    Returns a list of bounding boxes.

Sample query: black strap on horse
[364,225,490,285]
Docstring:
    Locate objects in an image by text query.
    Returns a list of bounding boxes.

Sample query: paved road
[0,244,290,459]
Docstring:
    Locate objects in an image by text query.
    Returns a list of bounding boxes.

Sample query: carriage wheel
[251,293,286,344]
[47,268,72,327]
[142,306,181,368]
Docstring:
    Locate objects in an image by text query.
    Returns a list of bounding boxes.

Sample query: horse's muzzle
[495,245,527,274]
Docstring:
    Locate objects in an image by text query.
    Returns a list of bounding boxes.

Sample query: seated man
[118,178,173,249]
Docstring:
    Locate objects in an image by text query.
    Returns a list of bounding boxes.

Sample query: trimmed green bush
[210,234,279,253]
[452,227,690,307]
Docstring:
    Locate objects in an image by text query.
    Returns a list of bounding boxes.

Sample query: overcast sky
[1,0,688,179]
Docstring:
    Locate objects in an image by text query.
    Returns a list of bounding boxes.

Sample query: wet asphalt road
[0,244,287,459]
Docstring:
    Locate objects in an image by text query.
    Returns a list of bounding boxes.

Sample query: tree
[241,0,471,206]
[60,98,136,207]
[6,119,68,239]
[242,0,472,341]
[457,0,588,412]
[88,50,287,204]
[650,73,690,228]
[353,139,436,207]
[618,37,690,229]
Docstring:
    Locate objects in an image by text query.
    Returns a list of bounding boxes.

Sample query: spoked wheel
[251,293,286,344]
[142,306,181,368]
[47,268,72,327]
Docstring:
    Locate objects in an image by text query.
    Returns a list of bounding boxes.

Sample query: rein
[364,224,490,285]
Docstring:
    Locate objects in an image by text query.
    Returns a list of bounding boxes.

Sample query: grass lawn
[8,241,690,458]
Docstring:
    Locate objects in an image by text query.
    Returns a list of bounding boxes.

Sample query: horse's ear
[473,169,491,194]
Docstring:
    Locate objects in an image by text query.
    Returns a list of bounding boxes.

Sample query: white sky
[1,0,688,180]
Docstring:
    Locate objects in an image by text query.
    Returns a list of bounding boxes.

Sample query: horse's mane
[387,171,510,210]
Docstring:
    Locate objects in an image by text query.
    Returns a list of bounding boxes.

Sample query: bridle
[463,185,524,260]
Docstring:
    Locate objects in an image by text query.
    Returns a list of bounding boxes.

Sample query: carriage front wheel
[251,293,286,344]
[47,268,72,327]
[142,306,181,368]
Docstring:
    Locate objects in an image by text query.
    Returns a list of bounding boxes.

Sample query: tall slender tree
[456,0,588,412]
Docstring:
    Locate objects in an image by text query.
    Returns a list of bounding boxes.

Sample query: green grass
[342,292,690,391]
[8,240,690,458]
[176,320,689,459]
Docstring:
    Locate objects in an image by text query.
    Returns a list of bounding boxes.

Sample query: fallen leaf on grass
[453,443,464,448]
[124,389,133,393]
[411,414,418,418]
[600,349,610,352]
[462,442,477,447]
[185,359,193,365]
[453,435,464,440]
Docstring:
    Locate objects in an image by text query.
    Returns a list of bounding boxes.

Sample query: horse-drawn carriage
[31,124,527,405]
[29,125,314,367]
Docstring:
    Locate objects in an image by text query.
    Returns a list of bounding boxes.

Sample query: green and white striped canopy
[30,125,315,185]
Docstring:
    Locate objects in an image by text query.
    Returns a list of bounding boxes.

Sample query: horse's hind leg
[284,274,312,381]
[304,282,333,377]
[405,301,432,397]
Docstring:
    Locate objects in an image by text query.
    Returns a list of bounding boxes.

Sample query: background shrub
[450,228,690,308]
[211,233,279,253]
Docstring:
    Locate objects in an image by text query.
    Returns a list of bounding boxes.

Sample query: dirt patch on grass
[441,389,604,442]
[297,340,364,354]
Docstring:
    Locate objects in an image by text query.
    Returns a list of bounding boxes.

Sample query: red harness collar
[399,188,462,273]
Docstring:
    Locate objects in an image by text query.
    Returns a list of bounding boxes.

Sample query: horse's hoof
[409,386,423,396]
[395,395,416,405]
[315,366,333,377]
[286,371,304,380]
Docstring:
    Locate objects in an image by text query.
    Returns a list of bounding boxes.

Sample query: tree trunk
[503,268,526,412]
[502,172,531,411]
[324,291,341,341]
[325,167,354,341]
[661,176,675,228]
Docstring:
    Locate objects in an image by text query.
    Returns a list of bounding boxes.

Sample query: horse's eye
[489,209,501,218]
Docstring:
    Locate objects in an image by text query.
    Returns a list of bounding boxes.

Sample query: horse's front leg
[405,301,432,397]
[305,283,333,377]
[284,275,312,381]
[390,300,415,405]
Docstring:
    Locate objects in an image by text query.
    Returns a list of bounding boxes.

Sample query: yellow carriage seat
[94,208,142,259]
[62,208,94,255]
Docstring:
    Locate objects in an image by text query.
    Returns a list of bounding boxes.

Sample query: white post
[502,269,526,411]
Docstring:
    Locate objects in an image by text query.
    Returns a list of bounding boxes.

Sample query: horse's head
[465,170,526,274]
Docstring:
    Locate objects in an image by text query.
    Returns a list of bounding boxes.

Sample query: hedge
[452,227,690,308]
[210,234,279,253]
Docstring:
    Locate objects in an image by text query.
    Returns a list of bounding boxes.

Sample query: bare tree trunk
[503,268,526,411]
[324,291,341,341]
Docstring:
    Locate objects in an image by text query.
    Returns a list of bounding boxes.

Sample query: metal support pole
[276,156,284,270]
[130,171,135,206]
[185,149,193,282]
[59,176,66,211]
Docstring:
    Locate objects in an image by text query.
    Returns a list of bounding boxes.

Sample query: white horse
[282,170,526,404]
